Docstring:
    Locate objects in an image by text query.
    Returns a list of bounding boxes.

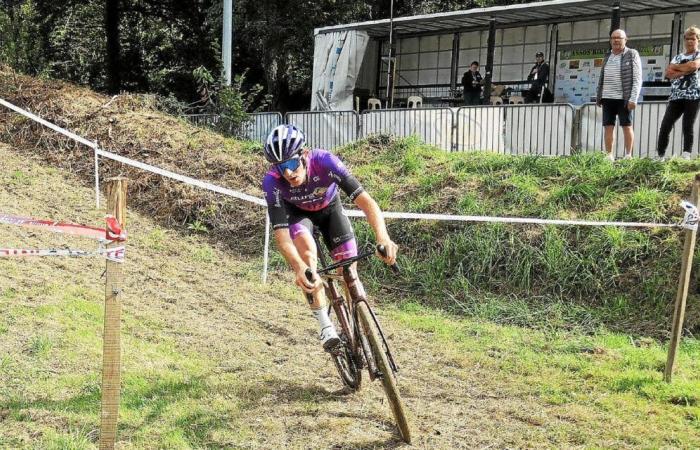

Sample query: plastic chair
[368,98,382,110]
[490,96,503,105]
[407,96,423,108]
[509,95,525,104]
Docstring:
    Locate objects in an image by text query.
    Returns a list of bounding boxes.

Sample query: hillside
[2,67,700,336]
[1,145,700,448]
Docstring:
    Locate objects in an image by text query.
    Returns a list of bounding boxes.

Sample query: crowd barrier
[361,107,453,151]
[286,110,358,150]
[579,102,700,158]
[193,102,700,158]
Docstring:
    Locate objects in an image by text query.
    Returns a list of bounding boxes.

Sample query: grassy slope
[1,146,700,448]
[2,67,699,334]
[335,136,700,335]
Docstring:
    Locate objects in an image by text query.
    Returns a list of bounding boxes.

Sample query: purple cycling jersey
[262,149,364,229]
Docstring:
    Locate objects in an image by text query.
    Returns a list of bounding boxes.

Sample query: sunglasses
[276,156,302,174]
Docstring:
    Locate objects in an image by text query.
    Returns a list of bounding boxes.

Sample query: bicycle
[304,230,411,444]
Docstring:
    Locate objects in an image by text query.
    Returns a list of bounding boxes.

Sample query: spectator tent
[311,0,700,110]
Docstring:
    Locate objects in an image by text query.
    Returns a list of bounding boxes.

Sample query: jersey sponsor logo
[289,193,320,203]
[273,187,282,208]
[332,233,353,243]
[313,176,320,182]
[348,187,363,201]
[328,170,342,183]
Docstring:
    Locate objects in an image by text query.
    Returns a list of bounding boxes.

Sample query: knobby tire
[356,302,411,444]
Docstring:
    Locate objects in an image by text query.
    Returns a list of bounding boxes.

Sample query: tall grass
[340,136,699,335]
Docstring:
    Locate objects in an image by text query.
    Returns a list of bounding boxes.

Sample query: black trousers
[657,99,700,155]
[463,91,481,106]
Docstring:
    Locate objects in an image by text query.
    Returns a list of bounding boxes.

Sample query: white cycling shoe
[319,325,340,352]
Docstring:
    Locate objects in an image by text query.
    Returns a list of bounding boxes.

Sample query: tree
[105,0,121,94]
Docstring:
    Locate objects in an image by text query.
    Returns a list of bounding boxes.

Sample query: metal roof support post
[671,12,683,64]
[386,0,396,108]
[610,2,621,36]
[222,0,233,86]
[549,23,559,94]
[483,18,496,105]
[450,33,460,93]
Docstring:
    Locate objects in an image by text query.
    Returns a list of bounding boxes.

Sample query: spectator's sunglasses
[276,156,302,174]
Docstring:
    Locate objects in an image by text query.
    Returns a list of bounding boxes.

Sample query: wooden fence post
[664,174,700,383]
[99,177,127,449]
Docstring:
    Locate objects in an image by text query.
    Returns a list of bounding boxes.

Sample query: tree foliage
[0,0,531,111]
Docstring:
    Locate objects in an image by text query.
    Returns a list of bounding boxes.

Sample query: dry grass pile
[0,66,268,254]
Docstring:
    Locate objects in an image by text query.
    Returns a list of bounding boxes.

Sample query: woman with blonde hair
[657,26,700,160]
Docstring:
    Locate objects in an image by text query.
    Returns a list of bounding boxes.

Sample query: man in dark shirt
[526,51,550,103]
[462,61,483,105]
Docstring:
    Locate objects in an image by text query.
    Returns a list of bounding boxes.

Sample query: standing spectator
[596,29,643,161]
[526,51,550,103]
[462,61,483,105]
[657,26,700,161]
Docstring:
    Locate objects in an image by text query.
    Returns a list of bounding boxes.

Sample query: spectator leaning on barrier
[657,26,700,161]
[526,52,550,103]
[462,61,483,106]
[596,29,643,161]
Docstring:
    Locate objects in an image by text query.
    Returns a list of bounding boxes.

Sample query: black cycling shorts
[286,194,357,261]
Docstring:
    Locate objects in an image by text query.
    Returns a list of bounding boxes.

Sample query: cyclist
[262,124,398,352]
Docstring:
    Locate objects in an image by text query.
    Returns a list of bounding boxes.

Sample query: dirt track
[4,144,696,449]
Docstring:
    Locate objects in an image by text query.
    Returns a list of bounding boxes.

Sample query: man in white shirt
[595,29,643,161]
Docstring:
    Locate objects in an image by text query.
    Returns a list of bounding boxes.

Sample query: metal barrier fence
[186,103,699,158]
[579,102,700,158]
[361,108,454,151]
[453,104,575,154]
[243,112,283,142]
[286,111,358,150]
[183,112,282,142]
[454,105,504,152]
[504,104,575,156]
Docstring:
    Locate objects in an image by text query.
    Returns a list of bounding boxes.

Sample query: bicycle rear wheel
[356,302,411,444]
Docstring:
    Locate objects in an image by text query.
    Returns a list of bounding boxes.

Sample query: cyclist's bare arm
[353,192,398,265]
[273,228,321,293]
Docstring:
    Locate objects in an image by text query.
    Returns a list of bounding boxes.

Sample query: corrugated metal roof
[315,0,698,37]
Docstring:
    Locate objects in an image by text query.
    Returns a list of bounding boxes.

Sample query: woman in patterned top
[657,26,700,160]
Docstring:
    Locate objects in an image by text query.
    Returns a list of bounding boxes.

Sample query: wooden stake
[100,177,127,449]
[664,174,700,383]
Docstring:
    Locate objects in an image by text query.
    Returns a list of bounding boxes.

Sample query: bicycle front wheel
[356,302,411,444]
[331,300,362,390]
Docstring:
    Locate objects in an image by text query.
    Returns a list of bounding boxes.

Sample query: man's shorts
[602,98,634,127]
[287,194,357,262]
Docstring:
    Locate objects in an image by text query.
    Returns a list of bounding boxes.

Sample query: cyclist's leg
[289,217,324,309]
[317,197,368,301]
[288,213,339,349]
[318,195,358,263]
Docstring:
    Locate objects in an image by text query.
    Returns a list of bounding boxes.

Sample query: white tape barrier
[0,99,266,207]
[2,98,688,229]
[0,97,692,283]
[0,246,125,263]
[344,208,684,229]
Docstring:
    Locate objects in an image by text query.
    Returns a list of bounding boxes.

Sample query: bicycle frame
[312,232,397,380]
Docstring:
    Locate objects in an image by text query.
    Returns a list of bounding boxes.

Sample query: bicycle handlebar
[311,245,400,276]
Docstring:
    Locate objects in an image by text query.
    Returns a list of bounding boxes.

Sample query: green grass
[338,136,700,335]
[390,301,700,445]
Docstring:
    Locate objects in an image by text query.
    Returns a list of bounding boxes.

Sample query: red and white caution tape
[0,246,125,263]
[0,213,126,242]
